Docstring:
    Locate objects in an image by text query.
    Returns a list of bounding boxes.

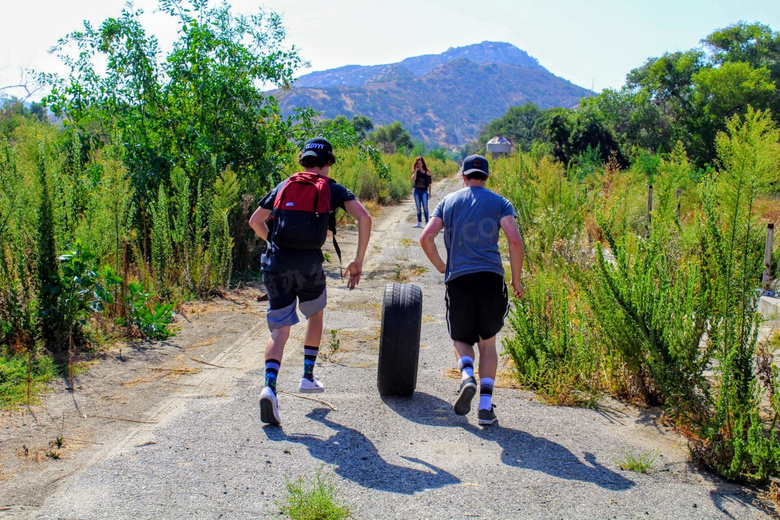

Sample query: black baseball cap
[301,137,333,161]
[462,154,489,176]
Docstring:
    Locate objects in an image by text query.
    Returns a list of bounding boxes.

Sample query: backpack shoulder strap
[325,178,342,274]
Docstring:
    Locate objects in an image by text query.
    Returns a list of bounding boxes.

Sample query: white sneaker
[414,223,423,228]
[259,386,281,425]
[299,376,324,393]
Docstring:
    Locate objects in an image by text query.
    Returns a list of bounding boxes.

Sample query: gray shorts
[263,269,327,330]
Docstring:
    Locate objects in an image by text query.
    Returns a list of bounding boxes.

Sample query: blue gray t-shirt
[432,186,517,283]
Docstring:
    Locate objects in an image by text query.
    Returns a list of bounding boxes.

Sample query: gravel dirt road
[0,175,774,520]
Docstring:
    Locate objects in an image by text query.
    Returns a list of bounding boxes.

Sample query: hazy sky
[2,0,779,100]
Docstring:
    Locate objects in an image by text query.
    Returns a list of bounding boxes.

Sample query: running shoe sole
[259,389,281,425]
[454,379,477,415]
[478,412,498,425]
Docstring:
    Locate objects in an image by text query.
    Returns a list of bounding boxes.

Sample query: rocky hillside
[271,41,593,149]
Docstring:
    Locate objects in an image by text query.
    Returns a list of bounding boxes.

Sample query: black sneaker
[454,377,478,415]
[478,405,497,425]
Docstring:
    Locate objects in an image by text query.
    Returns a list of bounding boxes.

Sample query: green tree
[43,0,307,197]
[690,62,777,161]
[370,122,413,154]
[704,22,780,88]
[475,103,546,152]
[351,115,374,139]
[540,108,626,167]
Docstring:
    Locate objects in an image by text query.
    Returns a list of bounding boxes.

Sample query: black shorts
[263,269,327,330]
[445,272,509,345]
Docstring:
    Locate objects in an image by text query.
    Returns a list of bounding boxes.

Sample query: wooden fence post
[646,184,653,236]
[676,189,682,217]
[763,223,775,294]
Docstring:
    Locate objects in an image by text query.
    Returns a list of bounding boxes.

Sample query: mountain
[272,41,593,149]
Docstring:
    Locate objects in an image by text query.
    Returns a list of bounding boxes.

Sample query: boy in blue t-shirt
[419,154,525,425]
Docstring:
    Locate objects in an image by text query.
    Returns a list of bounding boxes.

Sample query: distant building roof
[487,135,513,145]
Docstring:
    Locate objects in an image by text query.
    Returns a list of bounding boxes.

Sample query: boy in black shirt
[249,138,372,425]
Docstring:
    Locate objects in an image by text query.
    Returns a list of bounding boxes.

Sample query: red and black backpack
[266,172,342,263]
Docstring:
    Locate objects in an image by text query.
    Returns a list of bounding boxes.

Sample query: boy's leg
[301,310,324,389]
[260,271,300,425]
[447,276,480,416]
[260,327,290,426]
[298,270,327,393]
[476,336,498,425]
[476,336,498,380]
[453,340,478,415]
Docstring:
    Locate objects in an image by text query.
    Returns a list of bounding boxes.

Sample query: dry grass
[757,481,780,517]
[757,196,780,226]
[410,266,428,277]
[188,336,218,349]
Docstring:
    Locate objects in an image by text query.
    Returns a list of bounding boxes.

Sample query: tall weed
[690,108,780,482]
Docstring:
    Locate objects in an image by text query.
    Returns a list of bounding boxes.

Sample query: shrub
[277,468,351,520]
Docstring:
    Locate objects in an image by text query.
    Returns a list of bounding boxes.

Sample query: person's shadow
[264,407,459,494]
[382,392,635,492]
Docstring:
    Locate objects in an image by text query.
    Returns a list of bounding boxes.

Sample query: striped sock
[303,345,319,381]
[265,359,280,393]
[458,356,474,380]
[479,377,494,410]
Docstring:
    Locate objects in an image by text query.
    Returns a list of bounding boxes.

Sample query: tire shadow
[264,407,460,494]
[382,392,635,492]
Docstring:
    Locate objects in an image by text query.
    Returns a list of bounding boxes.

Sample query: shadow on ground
[382,392,635,492]
[264,407,459,494]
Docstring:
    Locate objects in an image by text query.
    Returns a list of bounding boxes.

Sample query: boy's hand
[512,279,525,299]
[343,260,363,290]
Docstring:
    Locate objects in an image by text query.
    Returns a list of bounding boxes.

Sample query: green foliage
[277,468,351,520]
[36,140,59,351]
[474,103,547,153]
[704,22,780,91]
[590,23,780,167]
[543,106,627,167]
[72,141,134,269]
[0,97,48,136]
[44,243,121,353]
[689,108,780,482]
[495,108,780,483]
[124,282,175,340]
[0,350,55,409]
[43,0,306,197]
[503,271,592,400]
[615,449,659,473]
[206,169,238,290]
[369,122,413,154]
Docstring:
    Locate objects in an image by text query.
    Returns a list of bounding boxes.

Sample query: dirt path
[0,175,774,519]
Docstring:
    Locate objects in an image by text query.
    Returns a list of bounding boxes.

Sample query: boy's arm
[419,217,446,273]
[248,206,272,241]
[500,214,525,298]
[343,199,372,290]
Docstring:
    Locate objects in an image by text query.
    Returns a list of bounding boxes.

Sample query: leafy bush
[497,108,780,483]
[124,282,175,340]
[503,269,594,403]
[277,468,351,520]
[42,243,121,353]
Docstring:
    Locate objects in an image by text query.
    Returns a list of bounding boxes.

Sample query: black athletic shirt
[258,175,357,274]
